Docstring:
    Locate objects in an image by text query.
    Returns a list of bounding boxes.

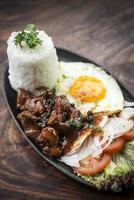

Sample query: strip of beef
[47,110,71,135]
[18,110,40,140]
[54,95,74,115]
[25,97,44,114]
[17,88,31,110]
[47,95,75,136]
[17,87,55,128]
[43,146,62,157]
[36,127,62,157]
[36,127,59,147]
[25,86,55,115]
[33,86,54,98]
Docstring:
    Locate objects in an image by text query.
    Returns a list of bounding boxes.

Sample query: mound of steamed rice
[7,30,58,91]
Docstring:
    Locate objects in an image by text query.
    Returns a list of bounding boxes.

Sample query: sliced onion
[91,136,103,157]
[125,101,134,107]
[119,107,134,119]
[77,136,93,160]
[78,136,103,159]
[101,125,115,150]
[99,115,108,128]
[76,135,103,160]
[60,111,134,167]
[103,117,134,139]
[60,153,80,167]
[65,129,92,156]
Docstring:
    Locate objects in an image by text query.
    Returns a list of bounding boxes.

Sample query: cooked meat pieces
[33,86,54,98]
[17,87,55,141]
[47,110,71,135]
[25,88,54,115]
[17,110,38,120]
[86,110,95,124]
[17,87,95,158]
[47,95,76,135]
[47,110,63,125]
[36,112,48,128]
[17,88,31,110]
[43,146,62,157]
[33,86,55,116]
[25,97,45,114]
[54,95,75,116]
[68,110,95,131]
[69,110,84,131]
[36,127,59,147]
[55,121,71,135]
[17,86,55,115]
[36,127,62,157]
[18,110,40,140]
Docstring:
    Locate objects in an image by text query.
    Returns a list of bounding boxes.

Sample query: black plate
[4,48,134,190]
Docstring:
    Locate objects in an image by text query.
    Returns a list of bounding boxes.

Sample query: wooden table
[0,0,134,199]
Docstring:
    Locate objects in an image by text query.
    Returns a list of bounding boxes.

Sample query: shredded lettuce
[77,141,134,192]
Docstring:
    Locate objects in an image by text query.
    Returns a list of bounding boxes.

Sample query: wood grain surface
[0,0,134,199]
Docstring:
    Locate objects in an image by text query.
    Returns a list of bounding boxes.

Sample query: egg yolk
[69,76,106,102]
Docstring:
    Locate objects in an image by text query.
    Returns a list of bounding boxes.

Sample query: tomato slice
[73,154,111,175]
[103,138,125,154]
[122,128,134,140]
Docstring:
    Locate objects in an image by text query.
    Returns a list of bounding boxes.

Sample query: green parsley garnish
[14,24,42,49]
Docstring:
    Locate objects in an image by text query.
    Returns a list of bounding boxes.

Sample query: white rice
[7,30,58,91]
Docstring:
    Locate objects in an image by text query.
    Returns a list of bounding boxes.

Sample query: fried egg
[56,62,124,115]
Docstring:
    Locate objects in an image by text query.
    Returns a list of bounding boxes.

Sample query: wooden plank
[0,0,134,199]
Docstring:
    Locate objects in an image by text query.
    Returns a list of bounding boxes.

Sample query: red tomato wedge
[122,128,134,140]
[103,138,125,154]
[73,154,111,175]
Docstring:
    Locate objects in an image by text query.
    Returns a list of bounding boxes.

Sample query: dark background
[0,0,134,199]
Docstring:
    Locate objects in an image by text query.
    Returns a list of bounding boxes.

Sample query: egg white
[56,61,124,115]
